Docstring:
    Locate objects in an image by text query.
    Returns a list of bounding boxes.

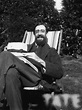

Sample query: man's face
[35,25,47,46]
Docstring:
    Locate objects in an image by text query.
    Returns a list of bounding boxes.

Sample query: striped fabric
[22,30,63,54]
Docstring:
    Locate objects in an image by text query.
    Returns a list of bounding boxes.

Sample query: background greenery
[0,0,82,56]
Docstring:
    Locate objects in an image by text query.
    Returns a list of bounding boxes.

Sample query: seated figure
[0,24,63,110]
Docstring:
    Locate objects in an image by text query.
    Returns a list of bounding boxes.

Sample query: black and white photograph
[0,0,82,110]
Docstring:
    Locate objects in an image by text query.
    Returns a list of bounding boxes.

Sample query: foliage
[60,0,82,56]
[0,0,60,45]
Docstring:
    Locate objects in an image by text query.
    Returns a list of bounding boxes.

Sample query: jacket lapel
[39,44,50,60]
[28,43,50,60]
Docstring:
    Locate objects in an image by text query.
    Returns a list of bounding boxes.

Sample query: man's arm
[26,52,46,67]
[44,48,63,79]
[26,50,63,79]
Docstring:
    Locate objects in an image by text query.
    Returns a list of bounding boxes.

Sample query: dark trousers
[5,68,22,110]
[0,51,42,110]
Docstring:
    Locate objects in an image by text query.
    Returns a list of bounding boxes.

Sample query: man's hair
[33,24,48,35]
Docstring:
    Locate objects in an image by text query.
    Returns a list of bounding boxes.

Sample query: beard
[35,35,47,46]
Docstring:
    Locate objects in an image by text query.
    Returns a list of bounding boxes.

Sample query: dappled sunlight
[54,0,63,12]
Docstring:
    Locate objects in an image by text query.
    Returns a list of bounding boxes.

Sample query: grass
[56,55,82,109]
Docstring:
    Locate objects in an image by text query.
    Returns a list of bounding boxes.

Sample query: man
[0,24,63,110]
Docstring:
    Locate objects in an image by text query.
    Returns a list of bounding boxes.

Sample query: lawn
[56,55,82,109]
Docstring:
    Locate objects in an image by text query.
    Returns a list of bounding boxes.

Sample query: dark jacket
[28,43,63,80]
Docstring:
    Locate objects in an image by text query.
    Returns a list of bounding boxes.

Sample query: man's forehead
[35,25,46,30]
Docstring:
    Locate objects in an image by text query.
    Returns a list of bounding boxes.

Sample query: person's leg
[0,51,42,110]
[0,51,41,84]
[5,68,23,110]
[5,68,41,110]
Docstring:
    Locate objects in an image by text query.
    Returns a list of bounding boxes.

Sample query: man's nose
[38,31,42,34]
[37,32,42,35]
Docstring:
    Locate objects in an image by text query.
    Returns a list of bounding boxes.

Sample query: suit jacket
[28,43,63,80]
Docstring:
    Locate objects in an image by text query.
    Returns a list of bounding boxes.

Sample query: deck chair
[21,30,63,109]
[22,30,62,54]
[3,30,63,110]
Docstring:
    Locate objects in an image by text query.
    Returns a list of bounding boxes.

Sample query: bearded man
[0,24,63,110]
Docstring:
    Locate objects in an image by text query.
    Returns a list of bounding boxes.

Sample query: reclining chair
[22,30,63,110]
[2,30,63,110]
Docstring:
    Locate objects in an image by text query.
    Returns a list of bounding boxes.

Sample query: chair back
[22,30,63,54]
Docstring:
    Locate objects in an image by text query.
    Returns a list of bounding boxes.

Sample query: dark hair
[33,23,48,35]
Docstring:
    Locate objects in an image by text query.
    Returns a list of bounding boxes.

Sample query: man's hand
[27,52,46,67]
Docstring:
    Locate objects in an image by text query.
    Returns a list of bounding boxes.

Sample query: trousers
[0,51,42,110]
